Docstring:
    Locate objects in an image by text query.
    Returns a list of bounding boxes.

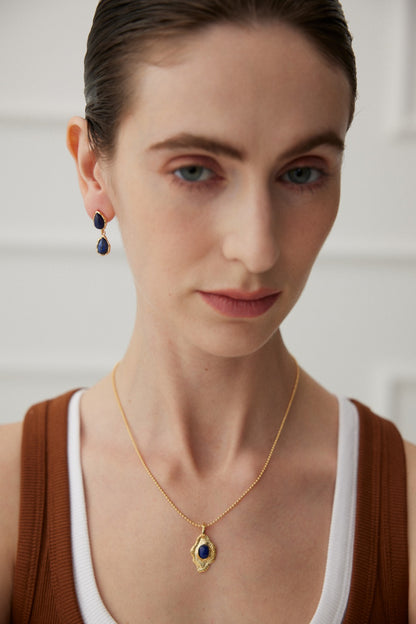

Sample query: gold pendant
[190,526,216,572]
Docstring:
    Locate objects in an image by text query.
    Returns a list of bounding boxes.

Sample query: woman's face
[100,22,351,357]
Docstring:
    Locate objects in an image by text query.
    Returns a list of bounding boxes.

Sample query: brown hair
[84,0,357,159]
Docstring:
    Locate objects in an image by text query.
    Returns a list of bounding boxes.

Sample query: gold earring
[94,211,111,255]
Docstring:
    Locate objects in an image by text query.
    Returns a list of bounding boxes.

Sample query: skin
[0,21,415,623]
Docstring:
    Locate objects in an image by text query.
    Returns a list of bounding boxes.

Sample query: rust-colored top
[11,391,408,623]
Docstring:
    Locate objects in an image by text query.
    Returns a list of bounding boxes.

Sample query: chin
[190,322,282,359]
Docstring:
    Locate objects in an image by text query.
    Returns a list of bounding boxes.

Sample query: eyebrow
[281,131,345,160]
[148,132,246,160]
[147,130,345,161]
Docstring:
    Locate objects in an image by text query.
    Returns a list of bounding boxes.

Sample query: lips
[199,289,280,318]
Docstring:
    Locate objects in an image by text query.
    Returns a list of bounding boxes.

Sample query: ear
[66,117,115,222]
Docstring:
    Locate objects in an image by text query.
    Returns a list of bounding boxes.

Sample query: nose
[221,185,279,274]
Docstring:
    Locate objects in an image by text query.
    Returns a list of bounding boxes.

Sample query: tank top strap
[343,401,408,623]
[12,390,83,624]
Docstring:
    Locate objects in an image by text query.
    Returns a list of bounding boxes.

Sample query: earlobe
[66,116,115,222]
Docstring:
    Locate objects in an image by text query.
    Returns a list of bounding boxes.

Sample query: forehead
[119,22,351,156]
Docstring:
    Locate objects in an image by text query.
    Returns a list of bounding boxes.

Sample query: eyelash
[169,162,328,194]
[170,165,221,193]
[280,166,329,194]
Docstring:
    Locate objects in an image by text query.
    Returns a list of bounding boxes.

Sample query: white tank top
[67,390,359,623]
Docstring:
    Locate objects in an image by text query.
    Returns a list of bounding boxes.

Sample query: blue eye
[174,165,214,183]
[283,167,321,185]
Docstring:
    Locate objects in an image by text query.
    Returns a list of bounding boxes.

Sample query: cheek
[307,203,338,248]
[120,201,214,287]
[281,192,339,270]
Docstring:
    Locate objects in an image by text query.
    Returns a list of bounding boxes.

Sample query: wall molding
[320,240,416,264]
[387,0,416,138]
[0,356,115,378]
[0,107,83,127]
[1,232,415,264]
[1,231,125,259]
[372,362,416,429]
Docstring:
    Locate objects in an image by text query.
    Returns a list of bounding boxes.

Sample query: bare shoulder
[405,440,416,623]
[0,421,23,622]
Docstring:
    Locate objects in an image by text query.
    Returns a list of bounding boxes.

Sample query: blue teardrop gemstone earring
[94,211,111,255]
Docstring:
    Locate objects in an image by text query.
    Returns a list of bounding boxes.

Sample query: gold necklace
[111,359,300,573]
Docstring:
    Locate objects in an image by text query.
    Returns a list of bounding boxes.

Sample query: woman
[0,0,415,621]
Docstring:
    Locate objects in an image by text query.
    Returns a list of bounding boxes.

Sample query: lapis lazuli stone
[94,212,105,230]
[198,544,210,559]
[97,237,109,255]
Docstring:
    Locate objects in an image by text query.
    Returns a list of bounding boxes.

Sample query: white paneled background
[1,1,415,442]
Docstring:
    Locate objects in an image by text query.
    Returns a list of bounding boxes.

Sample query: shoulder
[405,440,416,623]
[0,421,23,622]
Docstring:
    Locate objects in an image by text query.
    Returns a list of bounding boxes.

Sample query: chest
[81,462,335,624]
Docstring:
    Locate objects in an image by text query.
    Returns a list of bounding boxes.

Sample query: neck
[113,327,297,476]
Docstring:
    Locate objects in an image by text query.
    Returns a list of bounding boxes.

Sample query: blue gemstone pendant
[190,526,216,572]
[198,544,210,559]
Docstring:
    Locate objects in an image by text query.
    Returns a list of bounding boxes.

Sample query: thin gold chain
[111,358,300,530]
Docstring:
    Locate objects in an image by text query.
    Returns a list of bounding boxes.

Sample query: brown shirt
[11,391,408,623]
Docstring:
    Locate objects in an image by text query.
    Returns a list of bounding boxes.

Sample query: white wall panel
[0,119,82,235]
[372,363,416,439]
[0,246,135,422]
[0,0,98,118]
[396,380,416,441]
[0,363,108,427]
[332,0,416,243]
[386,0,416,136]
[283,255,416,409]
